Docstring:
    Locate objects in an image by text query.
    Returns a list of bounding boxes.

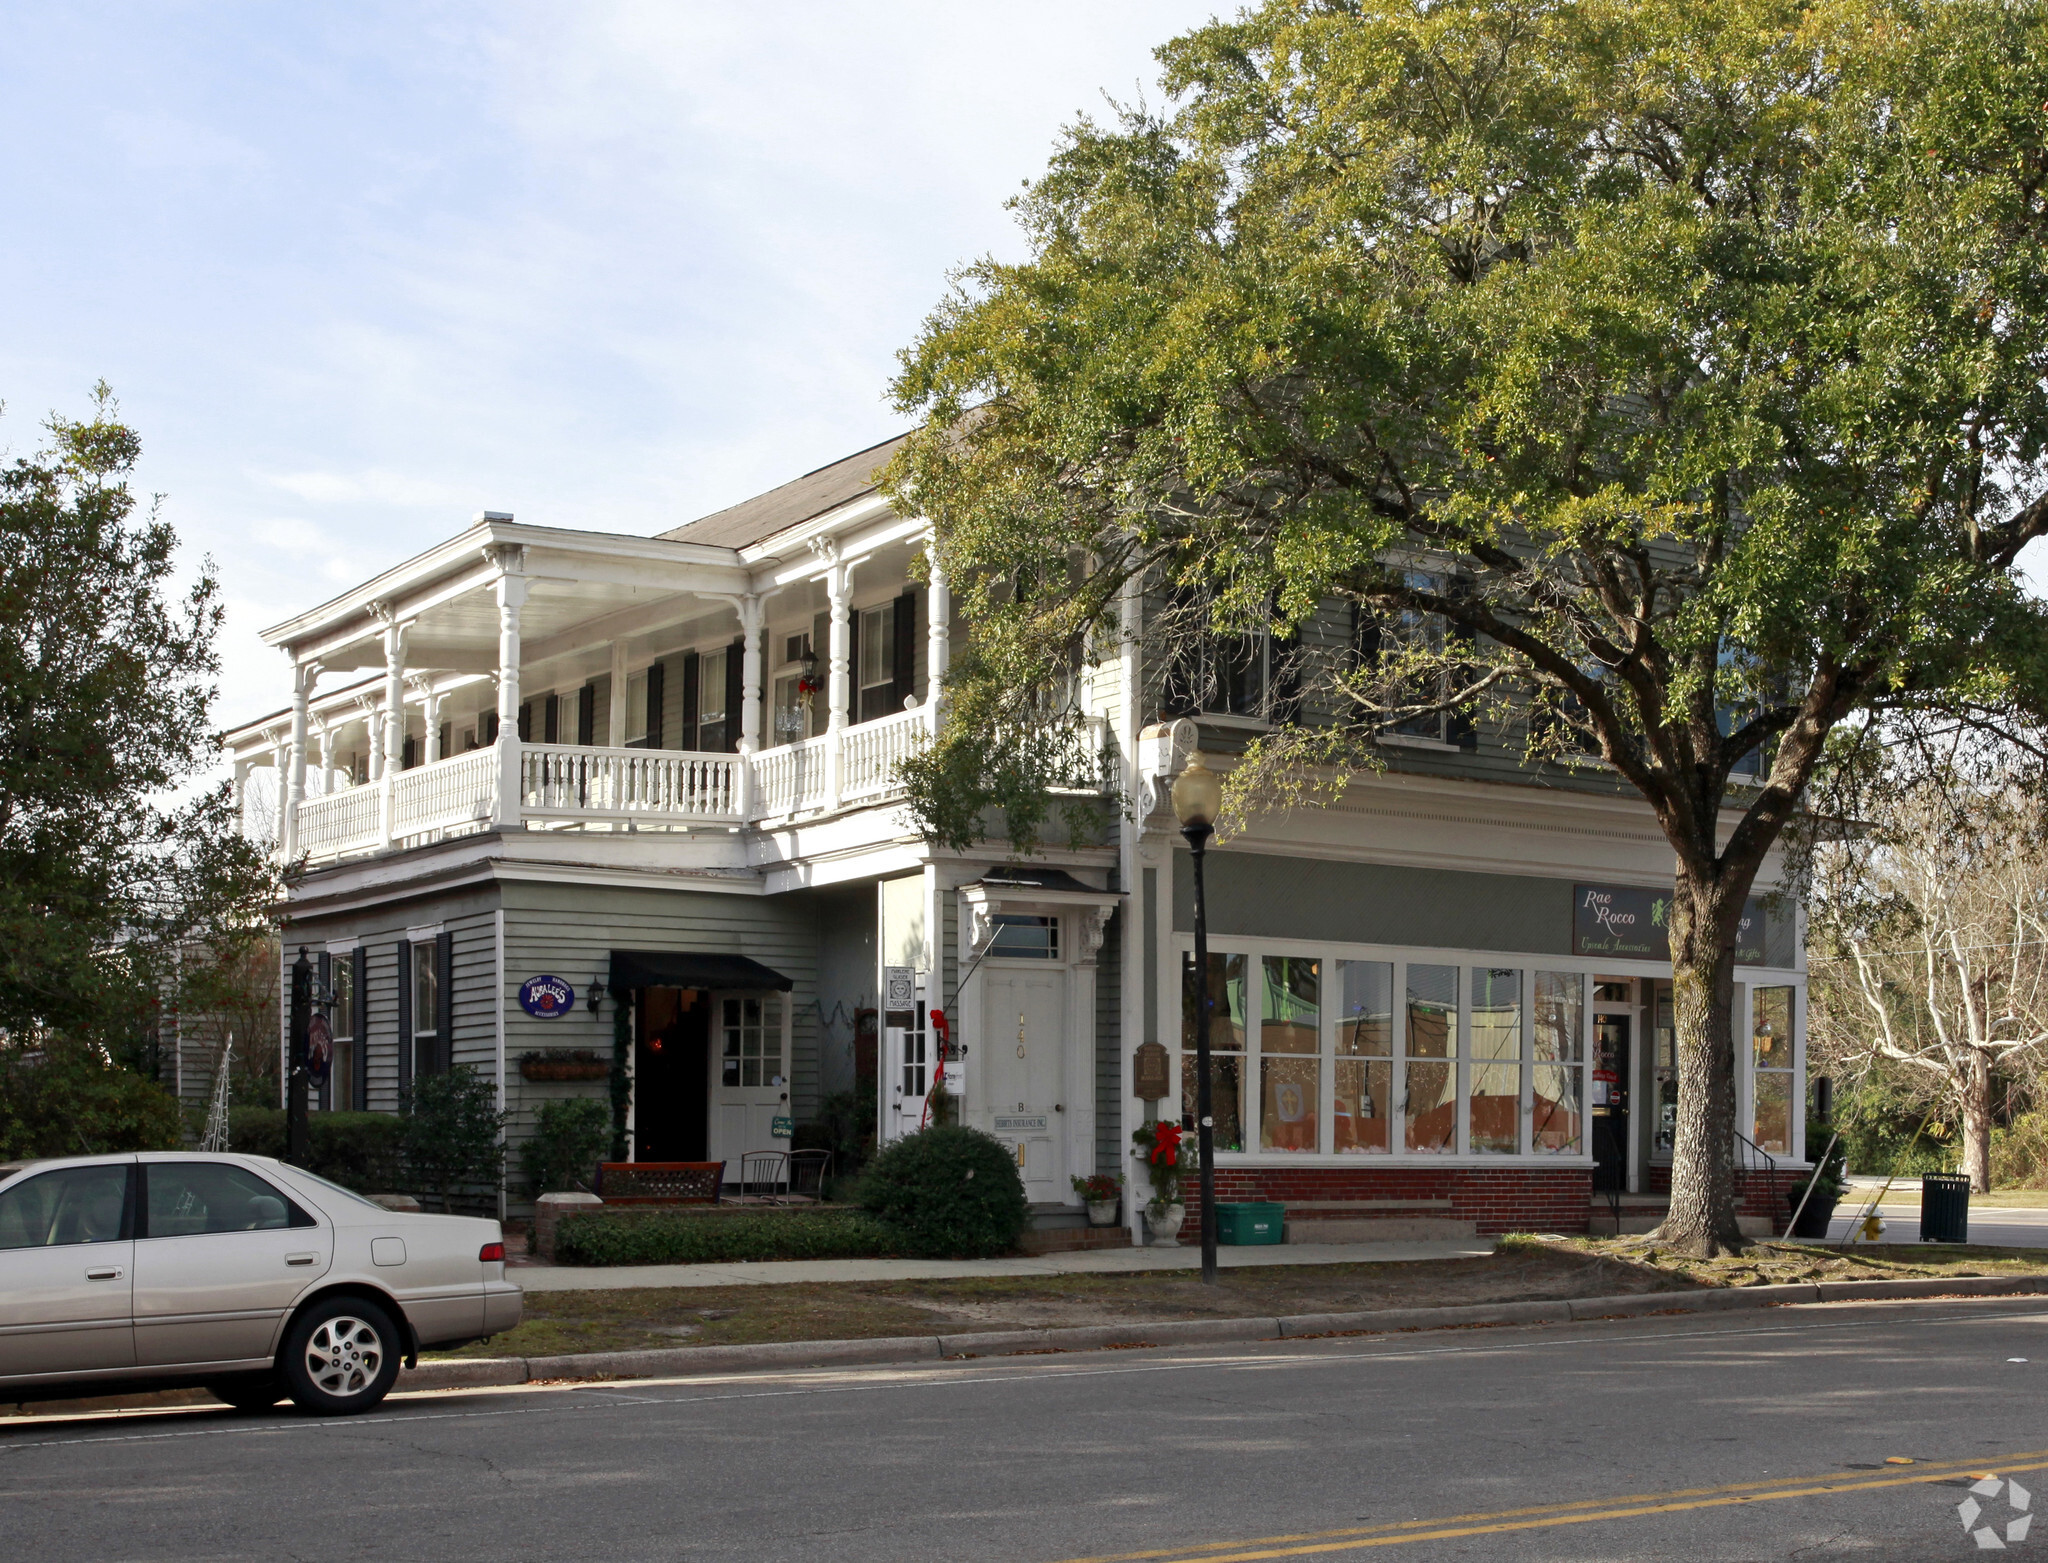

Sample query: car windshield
[278,1167,392,1214]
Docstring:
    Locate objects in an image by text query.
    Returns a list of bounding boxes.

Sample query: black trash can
[1921,1173,1971,1244]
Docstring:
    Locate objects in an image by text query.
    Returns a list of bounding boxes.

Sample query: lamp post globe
[1172,754,1222,1286]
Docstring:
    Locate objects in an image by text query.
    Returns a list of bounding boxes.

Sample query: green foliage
[1831,1072,1960,1177]
[0,1040,181,1159]
[1793,1124,1849,1202]
[1992,1109,2048,1190]
[520,1097,612,1197]
[858,1124,1031,1258]
[1130,1122,1184,1206]
[794,1089,877,1172]
[226,1107,405,1191]
[554,1207,900,1266]
[401,1066,509,1212]
[0,385,276,1055]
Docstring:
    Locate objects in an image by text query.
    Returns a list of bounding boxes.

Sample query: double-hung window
[411,940,440,1083]
[858,602,898,723]
[330,953,356,1112]
[697,649,729,752]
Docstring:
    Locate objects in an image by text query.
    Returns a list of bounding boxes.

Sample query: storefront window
[1404,964,1458,1152]
[1531,971,1583,1153]
[1469,968,1522,1153]
[1260,956,1320,1152]
[1183,953,1248,1152]
[1752,985,1795,1154]
[1651,980,1676,1158]
[1335,961,1393,1154]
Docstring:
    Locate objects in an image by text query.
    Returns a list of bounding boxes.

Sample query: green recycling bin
[1215,1201,1286,1245]
[1920,1173,1970,1244]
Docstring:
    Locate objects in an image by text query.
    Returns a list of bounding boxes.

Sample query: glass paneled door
[710,992,790,1182]
[1591,980,1635,1193]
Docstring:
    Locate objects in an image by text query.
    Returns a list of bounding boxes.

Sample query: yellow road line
[1048,1450,2048,1563]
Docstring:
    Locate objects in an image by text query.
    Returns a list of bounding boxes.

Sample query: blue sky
[0,2,1212,732]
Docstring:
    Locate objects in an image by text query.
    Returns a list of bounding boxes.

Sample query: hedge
[226,1108,406,1192]
[553,1207,903,1266]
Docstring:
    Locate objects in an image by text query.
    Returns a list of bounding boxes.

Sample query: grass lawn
[426,1238,2048,1361]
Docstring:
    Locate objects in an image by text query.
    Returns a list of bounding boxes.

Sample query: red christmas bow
[1150,1121,1183,1167]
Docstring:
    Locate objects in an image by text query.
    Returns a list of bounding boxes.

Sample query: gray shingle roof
[659,431,913,550]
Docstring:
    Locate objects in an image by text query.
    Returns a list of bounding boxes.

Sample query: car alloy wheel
[305,1314,384,1398]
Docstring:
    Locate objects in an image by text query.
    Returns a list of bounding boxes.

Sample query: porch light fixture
[587,978,607,1016]
[1171,754,1223,1286]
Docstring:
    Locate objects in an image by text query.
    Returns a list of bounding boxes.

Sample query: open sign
[520,975,576,1018]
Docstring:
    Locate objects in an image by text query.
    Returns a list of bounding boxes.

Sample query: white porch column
[362,697,385,783]
[375,610,410,849]
[314,719,335,796]
[925,533,949,733]
[283,659,319,860]
[608,639,628,749]
[738,594,765,754]
[270,737,289,846]
[422,684,444,764]
[822,545,854,809]
[232,756,252,820]
[491,550,528,829]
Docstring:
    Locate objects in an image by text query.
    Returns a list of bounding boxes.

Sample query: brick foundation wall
[1179,1166,1595,1238]
[1644,1163,1809,1235]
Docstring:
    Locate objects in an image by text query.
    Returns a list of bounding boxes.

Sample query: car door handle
[285,1252,319,1266]
[85,1266,124,1281]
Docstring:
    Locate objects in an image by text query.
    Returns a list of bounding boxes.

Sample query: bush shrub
[402,1066,508,1212]
[0,1041,181,1160]
[521,1097,612,1197]
[858,1124,1029,1258]
[226,1107,406,1191]
[554,1207,900,1266]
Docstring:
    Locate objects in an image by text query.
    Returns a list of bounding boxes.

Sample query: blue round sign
[520,975,575,1018]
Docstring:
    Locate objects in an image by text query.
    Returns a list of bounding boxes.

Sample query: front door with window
[634,988,710,1163]
[1591,999,1633,1193]
[709,992,790,1181]
[978,967,1068,1203]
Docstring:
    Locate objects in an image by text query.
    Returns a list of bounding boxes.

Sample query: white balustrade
[839,705,929,802]
[294,784,382,860]
[520,742,743,823]
[752,734,829,818]
[391,746,498,841]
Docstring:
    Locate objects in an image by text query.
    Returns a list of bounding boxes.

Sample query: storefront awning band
[608,950,794,992]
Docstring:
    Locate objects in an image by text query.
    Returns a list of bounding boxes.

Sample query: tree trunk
[1962,1049,1993,1194]
[1650,873,1750,1256]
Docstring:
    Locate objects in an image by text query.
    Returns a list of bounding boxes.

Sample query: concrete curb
[393,1274,2048,1392]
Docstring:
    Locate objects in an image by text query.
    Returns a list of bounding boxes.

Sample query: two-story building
[226,432,1809,1240]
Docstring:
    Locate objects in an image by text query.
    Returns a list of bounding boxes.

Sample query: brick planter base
[1178,1167,1595,1239]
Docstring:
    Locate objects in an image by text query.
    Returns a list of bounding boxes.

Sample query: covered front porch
[228,511,968,865]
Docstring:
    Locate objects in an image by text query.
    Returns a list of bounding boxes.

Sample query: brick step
[1015,1226,1133,1256]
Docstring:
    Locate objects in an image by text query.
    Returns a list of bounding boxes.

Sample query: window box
[520,1051,610,1082]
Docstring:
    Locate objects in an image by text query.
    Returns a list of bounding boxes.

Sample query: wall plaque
[1133,1040,1171,1101]
[994,1114,1049,1132]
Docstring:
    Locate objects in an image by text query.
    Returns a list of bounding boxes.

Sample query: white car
[0,1151,522,1415]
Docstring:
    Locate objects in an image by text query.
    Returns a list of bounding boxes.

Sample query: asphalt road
[1824,1202,2048,1247]
[6,1300,2048,1563]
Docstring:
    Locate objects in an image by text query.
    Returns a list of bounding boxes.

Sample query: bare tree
[1808,750,2048,1191]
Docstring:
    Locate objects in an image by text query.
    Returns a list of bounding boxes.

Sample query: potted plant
[1788,1128,1847,1238]
[519,1048,611,1082]
[1131,1121,1187,1247]
[1072,1171,1123,1227]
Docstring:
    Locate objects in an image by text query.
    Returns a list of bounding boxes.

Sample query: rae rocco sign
[1572,884,1769,965]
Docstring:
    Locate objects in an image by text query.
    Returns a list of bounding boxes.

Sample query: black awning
[609,950,794,992]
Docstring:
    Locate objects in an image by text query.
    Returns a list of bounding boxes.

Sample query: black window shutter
[484,709,500,744]
[315,953,332,1111]
[646,660,665,748]
[1445,578,1479,749]
[394,941,413,1101]
[438,721,450,759]
[892,590,916,710]
[543,694,558,745]
[435,928,454,1075]
[352,947,369,1107]
[848,608,863,721]
[517,701,532,743]
[578,684,596,746]
[724,639,744,752]
[681,652,699,748]
[1270,599,1303,725]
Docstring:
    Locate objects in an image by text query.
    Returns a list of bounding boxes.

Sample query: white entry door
[979,967,1067,1202]
[710,992,790,1185]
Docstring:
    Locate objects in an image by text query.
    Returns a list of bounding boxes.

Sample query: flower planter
[519,1057,611,1083]
[1147,1203,1186,1248]
[1085,1199,1119,1228]
[1788,1189,1839,1239]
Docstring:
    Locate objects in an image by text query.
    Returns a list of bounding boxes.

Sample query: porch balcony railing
[274,708,1108,866]
[521,742,744,825]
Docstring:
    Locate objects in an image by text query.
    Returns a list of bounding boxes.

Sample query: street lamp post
[1171,754,1223,1286]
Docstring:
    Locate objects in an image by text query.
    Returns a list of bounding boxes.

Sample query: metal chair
[737,1150,788,1202]
[786,1148,834,1204]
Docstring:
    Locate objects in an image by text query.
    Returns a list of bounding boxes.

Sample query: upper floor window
[698,648,730,752]
[773,633,816,745]
[1357,570,1475,748]
[859,602,903,722]
[1164,630,1273,720]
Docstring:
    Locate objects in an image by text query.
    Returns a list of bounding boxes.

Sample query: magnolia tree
[1808,741,2048,1191]
[886,0,2048,1253]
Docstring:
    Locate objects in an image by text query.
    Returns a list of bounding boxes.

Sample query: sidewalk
[511,1238,1495,1293]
